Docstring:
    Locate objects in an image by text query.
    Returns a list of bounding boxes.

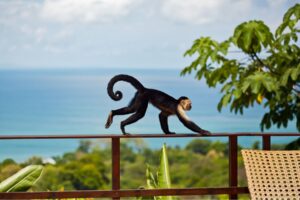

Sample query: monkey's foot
[165,132,176,134]
[198,130,211,136]
[105,112,113,129]
[120,124,131,135]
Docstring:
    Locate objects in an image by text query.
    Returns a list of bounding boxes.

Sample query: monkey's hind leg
[105,107,136,129]
[105,99,135,128]
[120,102,148,135]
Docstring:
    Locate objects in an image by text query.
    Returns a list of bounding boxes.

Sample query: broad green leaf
[275,22,288,37]
[291,68,299,80]
[283,3,300,23]
[262,78,275,92]
[157,144,171,189]
[276,4,300,37]
[233,20,273,53]
[250,81,262,94]
[280,68,293,85]
[219,40,230,55]
[221,83,232,93]
[157,144,172,200]
[222,94,232,107]
[241,80,251,93]
[0,165,43,192]
[233,89,242,99]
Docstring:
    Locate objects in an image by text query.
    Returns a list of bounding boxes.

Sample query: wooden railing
[0,133,299,199]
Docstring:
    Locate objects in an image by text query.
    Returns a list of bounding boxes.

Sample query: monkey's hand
[105,112,113,129]
[197,129,211,136]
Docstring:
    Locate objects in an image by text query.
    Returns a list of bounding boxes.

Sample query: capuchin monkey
[105,74,211,135]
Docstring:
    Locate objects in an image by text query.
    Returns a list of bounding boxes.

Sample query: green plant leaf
[157,144,172,200]
[146,165,157,189]
[233,20,273,53]
[157,144,171,189]
[291,68,299,80]
[0,165,43,192]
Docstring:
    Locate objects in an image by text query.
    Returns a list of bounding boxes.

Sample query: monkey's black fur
[105,74,210,135]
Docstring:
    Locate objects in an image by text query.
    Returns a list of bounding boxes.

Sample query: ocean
[0,68,298,162]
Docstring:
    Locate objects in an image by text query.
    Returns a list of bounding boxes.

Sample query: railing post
[262,135,271,150]
[112,137,120,200]
[229,136,238,200]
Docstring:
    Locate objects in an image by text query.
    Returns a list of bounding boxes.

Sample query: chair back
[242,150,300,199]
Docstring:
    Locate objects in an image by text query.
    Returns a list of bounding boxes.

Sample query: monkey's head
[178,96,192,111]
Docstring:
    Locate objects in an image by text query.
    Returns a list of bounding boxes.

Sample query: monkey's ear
[178,99,185,107]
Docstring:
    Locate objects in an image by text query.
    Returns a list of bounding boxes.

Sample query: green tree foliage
[182,4,300,131]
[77,140,92,153]
[251,141,260,150]
[186,139,228,155]
[285,137,300,150]
[38,148,110,191]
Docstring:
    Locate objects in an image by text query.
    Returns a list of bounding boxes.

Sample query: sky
[0,0,298,70]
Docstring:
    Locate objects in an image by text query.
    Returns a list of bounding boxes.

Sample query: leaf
[219,40,230,55]
[146,165,157,189]
[233,89,242,99]
[0,165,43,192]
[280,67,300,85]
[283,3,300,23]
[280,68,293,85]
[275,22,288,37]
[157,144,171,189]
[241,80,251,93]
[250,81,262,94]
[222,94,232,107]
[291,68,299,80]
[276,4,300,38]
[262,78,275,92]
[221,83,232,93]
[233,20,273,53]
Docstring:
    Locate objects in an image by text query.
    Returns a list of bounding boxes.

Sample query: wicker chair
[241,150,300,200]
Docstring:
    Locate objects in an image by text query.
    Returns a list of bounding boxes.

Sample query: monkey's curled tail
[107,74,145,101]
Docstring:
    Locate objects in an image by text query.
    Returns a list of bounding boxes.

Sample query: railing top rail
[0,132,299,139]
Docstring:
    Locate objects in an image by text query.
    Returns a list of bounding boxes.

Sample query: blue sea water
[0,68,298,162]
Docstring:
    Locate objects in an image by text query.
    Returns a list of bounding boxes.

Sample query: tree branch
[249,49,279,75]
[253,52,266,68]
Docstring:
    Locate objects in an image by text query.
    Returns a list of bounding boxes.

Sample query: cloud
[40,0,140,23]
[20,25,47,43]
[0,1,40,26]
[161,0,252,24]
[267,0,288,8]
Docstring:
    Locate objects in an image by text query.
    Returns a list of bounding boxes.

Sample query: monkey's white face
[180,99,192,111]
